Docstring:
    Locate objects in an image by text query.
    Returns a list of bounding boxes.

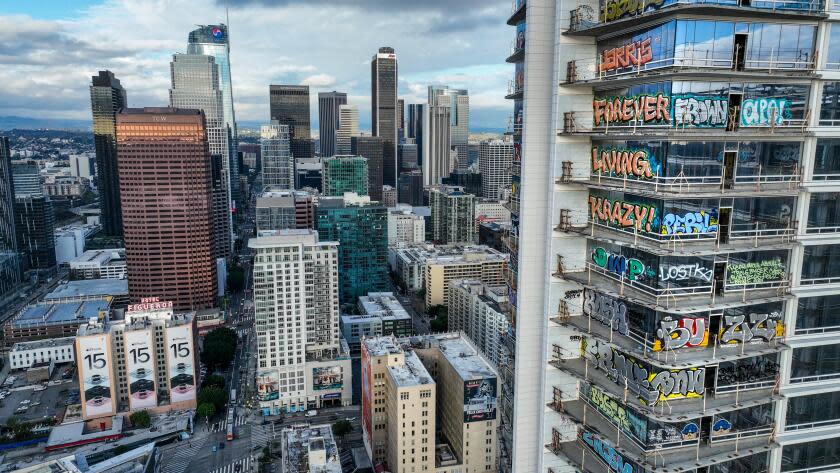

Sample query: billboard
[312,366,343,391]
[361,344,373,447]
[463,378,497,422]
[124,329,157,410]
[78,334,115,418]
[165,324,196,404]
[257,370,279,401]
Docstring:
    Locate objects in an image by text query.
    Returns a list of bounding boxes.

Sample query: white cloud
[300,73,337,87]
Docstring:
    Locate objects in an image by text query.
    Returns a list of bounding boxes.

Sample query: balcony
[506,40,525,63]
[506,0,526,25]
[505,79,523,100]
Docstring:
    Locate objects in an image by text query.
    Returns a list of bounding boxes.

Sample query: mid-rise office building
[0,137,19,304]
[477,221,509,254]
[170,53,233,261]
[423,95,451,186]
[261,122,293,189]
[270,84,312,160]
[69,154,95,179]
[90,71,127,237]
[387,207,426,245]
[295,158,322,191]
[336,104,359,155]
[322,156,369,197]
[371,47,398,187]
[351,136,384,200]
[75,300,198,419]
[361,333,498,473]
[479,140,513,200]
[441,171,482,198]
[318,91,347,158]
[256,188,316,232]
[448,280,510,368]
[397,170,424,207]
[429,186,476,244]
[12,161,56,272]
[250,230,351,415]
[116,108,217,311]
[68,249,127,280]
[340,292,411,348]
[316,194,389,303]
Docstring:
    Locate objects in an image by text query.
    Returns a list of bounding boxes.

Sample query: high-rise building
[351,136,384,200]
[321,156,369,197]
[336,105,359,155]
[169,53,232,260]
[249,229,351,415]
[316,195,389,303]
[371,47,398,187]
[429,186,475,244]
[386,207,425,245]
[429,86,470,170]
[12,161,55,272]
[442,171,482,198]
[361,334,498,472]
[116,108,217,311]
[69,155,95,180]
[260,122,293,189]
[318,91,347,158]
[448,279,510,368]
[423,96,451,186]
[270,85,312,160]
[90,71,127,237]
[479,140,513,200]
[397,98,405,140]
[187,24,239,206]
[398,142,418,171]
[255,188,316,232]
[499,1,840,472]
[397,170,424,207]
[295,158,322,191]
[407,104,424,165]
[381,185,397,208]
[0,137,19,303]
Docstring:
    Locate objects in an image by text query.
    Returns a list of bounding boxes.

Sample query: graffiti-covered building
[503,0,840,472]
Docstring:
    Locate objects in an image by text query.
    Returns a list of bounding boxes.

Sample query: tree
[430,314,448,332]
[202,374,226,389]
[196,402,216,421]
[331,420,352,437]
[129,410,151,428]
[227,266,245,293]
[198,386,229,411]
[201,327,237,370]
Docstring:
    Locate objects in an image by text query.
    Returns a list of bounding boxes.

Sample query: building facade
[371,47,398,187]
[261,122,293,189]
[116,108,217,311]
[12,161,56,273]
[255,188,316,232]
[8,337,75,371]
[249,230,351,415]
[322,156,369,197]
[429,186,476,244]
[270,84,312,160]
[423,96,451,186]
[387,207,426,246]
[68,249,127,280]
[340,292,412,348]
[351,136,385,200]
[448,280,510,368]
[90,71,127,237]
[429,86,470,170]
[0,137,19,304]
[318,91,347,158]
[479,140,514,200]
[397,170,425,207]
[336,104,359,156]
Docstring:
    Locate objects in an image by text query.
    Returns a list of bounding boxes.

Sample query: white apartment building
[448,280,511,368]
[474,199,511,233]
[386,207,426,245]
[9,337,75,370]
[479,140,513,200]
[336,104,359,156]
[249,229,351,415]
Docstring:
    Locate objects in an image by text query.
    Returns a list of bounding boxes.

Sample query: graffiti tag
[600,38,653,72]
[564,289,583,300]
[591,147,661,180]
[727,259,786,285]
[673,96,728,128]
[654,316,708,351]
[586,384,647,442]
[740,98,789,127]
[593,94,671,126]
[589,195,658,233]
[583,288,629,335]
[661,210,718,235]
[591,247,655,281]
[659,263,713,283]
[581,430,639,473]
[719,311,785,346]
[602,0,667,22]
[648,367,705,404]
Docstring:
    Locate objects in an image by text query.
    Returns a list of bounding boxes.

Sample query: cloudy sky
[0,0,514,131]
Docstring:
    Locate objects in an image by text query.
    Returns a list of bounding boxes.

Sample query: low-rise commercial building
[8,337,75,370]
[45,278,130,306]
[68,248,127,280]
[4,298,111,346]
[474,199,510,233]
[280,423,342,473]
[340,292,412,348]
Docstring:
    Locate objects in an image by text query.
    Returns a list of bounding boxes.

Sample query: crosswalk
[236,328,250,337]
[210,457,252,473]
[250,422,275,447]
[210,415,250,432]
[161,438,209,473]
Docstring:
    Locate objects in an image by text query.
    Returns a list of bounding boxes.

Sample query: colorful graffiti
[583,288,629,336]
[585,383,647,442]
[593,94,671,126]
[727,259,786,285]
[740,98,789,127]
[647,367,706,404]
[591,147,661,180]
[719,311,785,346]
[600,38,653,72]
[602,0,667,22]
[591,246,656,281]
[658,263,713,283]
[661,209,719,235]
[580,429,640,473]
[673,95,728,128]
[712,418,733,436]
[653,316,709,351]
[589,195,659,233]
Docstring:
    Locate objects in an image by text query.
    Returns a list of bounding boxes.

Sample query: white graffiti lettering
[649,368,706,400]
[659,263,713,283]
[583,288,629,336]
[740,98,788,127]
[655,317,707,350]
[673,96,728,127]
[719,311,784,346]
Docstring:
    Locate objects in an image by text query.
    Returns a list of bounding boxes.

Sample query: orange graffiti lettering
[593,94,670,126]
[600,38,653,72]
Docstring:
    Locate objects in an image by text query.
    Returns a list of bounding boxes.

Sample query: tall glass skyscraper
[170,53,232,260]
[318,91,347,158]
[0,137,19,305]
[187,24,240,208]
[90,71,126,237]
[371,47,398,188]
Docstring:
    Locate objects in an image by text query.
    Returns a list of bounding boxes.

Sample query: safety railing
[785,418,840,431]
[723,277,790,292]
[729,223,797,241]
[805,225,840,234]
[709,425,774,443]
[585,262,715,297]
[799,275,840,286]
[506,79,523,98]
[789,371,840,383]
[817,118,840,127]
[795,324,840,335]
[810,173,840,181]
[715,377,778,393]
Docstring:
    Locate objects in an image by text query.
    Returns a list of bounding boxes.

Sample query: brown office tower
[116,108,217,310]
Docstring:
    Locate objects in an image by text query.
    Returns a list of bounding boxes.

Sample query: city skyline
[0,0,512,131]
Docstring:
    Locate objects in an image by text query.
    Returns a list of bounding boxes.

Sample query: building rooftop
[13,299,109,328]
[68,248,126,266]
[362,335,403,357]
[46,416,125,450]
[17,440,154,473]
[358,292,410,321]
[281,423,342,473]
[436,334,497,381]
[250,229,336,248]
[393,244,507,265]
[44,279,128,301]
[388,350,434,388]
[54,223,100,238]
[11,337,75,352]
[258,188,314,200]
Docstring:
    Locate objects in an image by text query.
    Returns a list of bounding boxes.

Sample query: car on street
[219,442,225,450]
[305,410,317,417]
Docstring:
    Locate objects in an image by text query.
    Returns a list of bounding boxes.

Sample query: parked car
[305,410,317,417]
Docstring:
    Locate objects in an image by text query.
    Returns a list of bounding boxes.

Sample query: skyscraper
[169,53,232,260]
[318,91,347,157]
[371,47,398,187]
[397,98,405,140]
[270,85,312,160]
[428,186,476,244]
[423,96,451,186]
[351,136,384,200]
[116,108,217,311]
[407,103,425,167]
[250,229,351,415]
[12,161,55,272]
[479,140,513,200]
[428,85,469,149]
[336,104,359,155]
[187,24,239,206]
[0,137,19,303]
[260,122,292,189]
[90,71,126,237]
[321,156,369,197]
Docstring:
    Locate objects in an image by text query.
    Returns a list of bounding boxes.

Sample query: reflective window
[730,196,794,236]
[712,403,774,439]
[735,141,801,181]
[795,295,840,334]
[674,20,734,67]
[807,193,840,233]
[801,244,840,283]
[781,435,840,471]
[827,25,840,69]
[820,81,840,126]
[716,354,779,390]
[709,452,768,473]
[786,391,840,428]
[745,23,816,68]
[790,344,840,381]
[813,139,840,178]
